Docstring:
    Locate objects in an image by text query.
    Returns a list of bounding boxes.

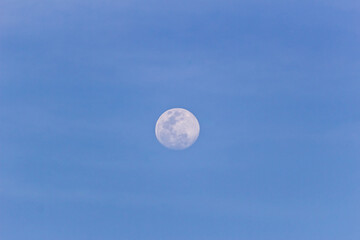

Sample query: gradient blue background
[1,0,359,239]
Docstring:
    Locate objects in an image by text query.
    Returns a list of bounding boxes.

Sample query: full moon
[155,108,200,150]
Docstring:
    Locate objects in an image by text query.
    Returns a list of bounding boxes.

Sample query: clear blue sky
[1,0,359,239]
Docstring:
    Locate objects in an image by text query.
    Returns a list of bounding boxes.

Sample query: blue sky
[0,0,359,239]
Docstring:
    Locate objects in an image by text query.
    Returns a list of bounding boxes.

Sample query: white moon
[155,108,200,150]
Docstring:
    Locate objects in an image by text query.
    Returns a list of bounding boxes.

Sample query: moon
[155,108,200,150]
